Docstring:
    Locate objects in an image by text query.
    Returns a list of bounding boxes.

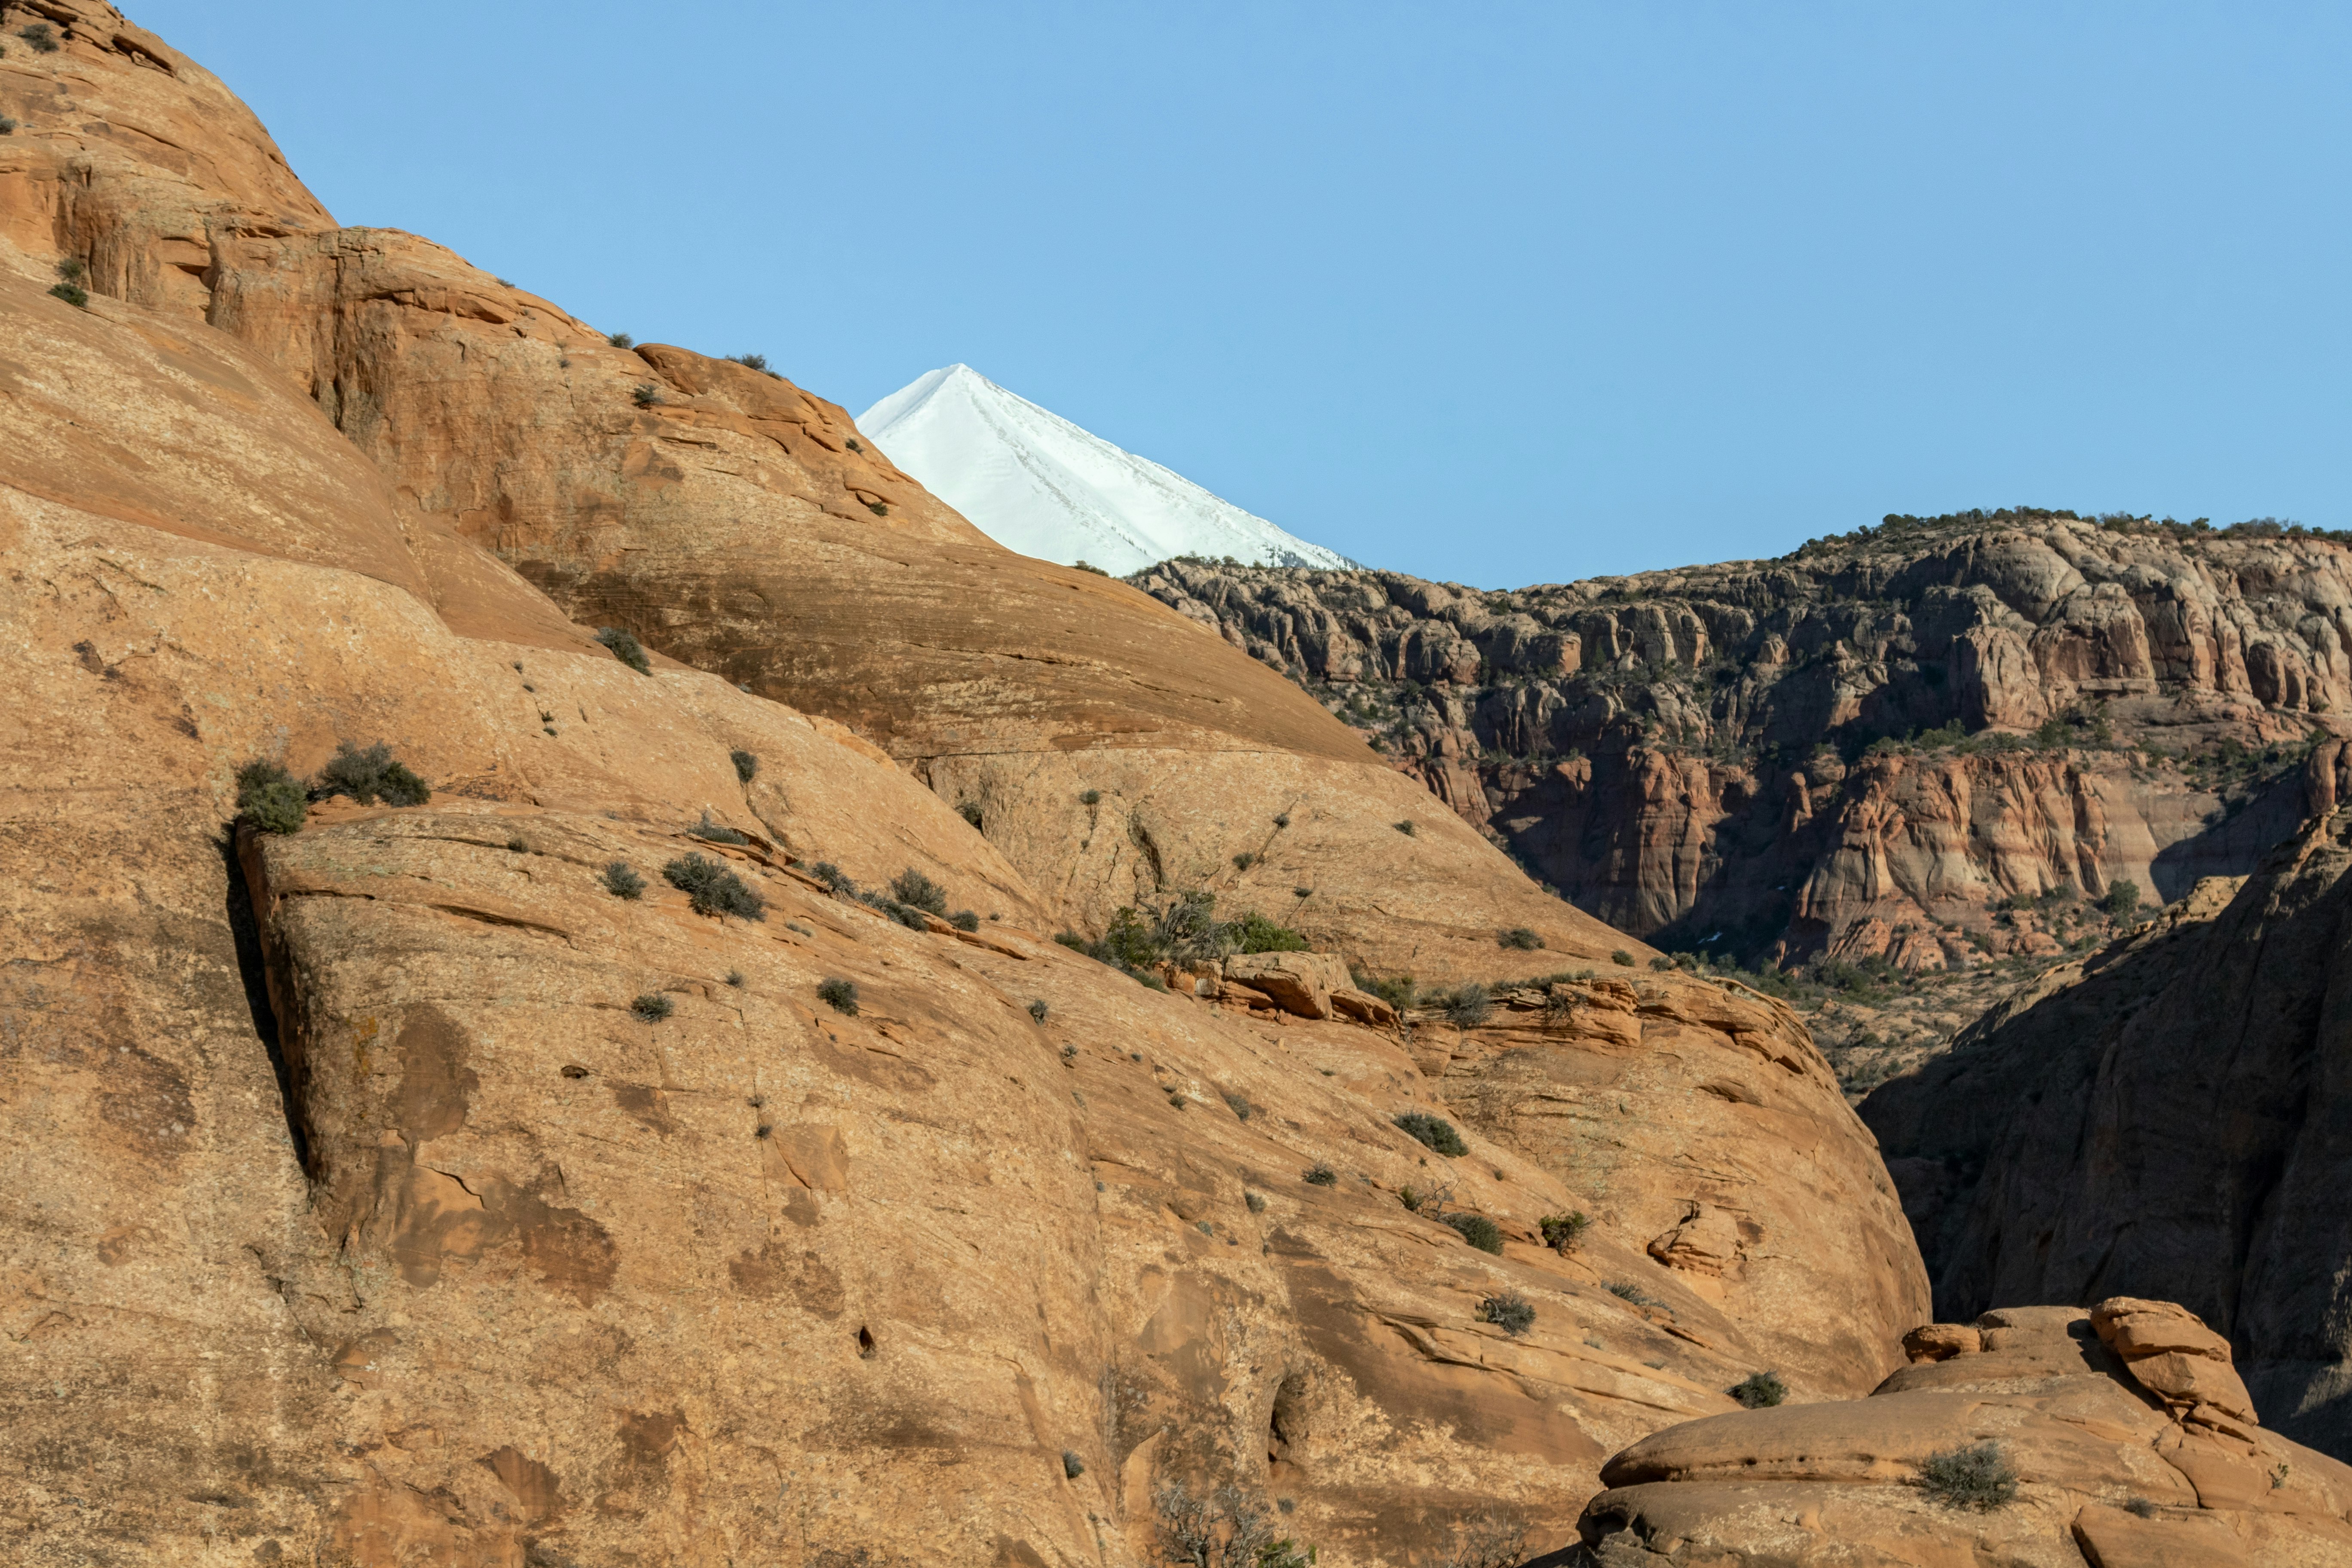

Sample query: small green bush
[1273,813,1290,828]
[1394,1111,1469,1156]
[1079,788,1101,805]
[1231,851,1256,871]
[692,812,750,845]
[1435,983,1493,1030]
[864,500,889,517]
[2098,879,2141,919]
[56,259,85,283]
[1061,1449,1084,1479]
[1072,560,1109,576]
[731,749,759,783]
[1612,950,1636,966]
[1540,1212,1590,1250]
[235,760,307,834]
[1223,1092,1253,1121]
[817,977,859,1015]
[664,852,766,920]
[1027,999,1049,1023]
[845,437,864,452]
[949,909,979,931]
[1730,1371,1786,1408]
[957,800,984,829]
[1443,1213,1504,1254]
[1355,972,1415,1010]
[21,22,59,52]
[0,117,18,136]
[1246,1191,1267,1213]
[597,626,652,674]
[889,868,949,916]
[49,281,90,307]
[729,352,769,371]
[601,861,645,899]
[1917,1442,2018,1511]
[314,741,430,806]
[1393,819,1416,836]
[630,993,674,1022]
[1231,912,1308,953]
[1649,956,1674,971]
[1479,1292,1535,1335]
[1303,1163,1338,1186]
[1606,1280,1663,1308]
[1498,927,1543,950]
[632,383,663,407]
[608,331,634,348]
[725,970,744,987]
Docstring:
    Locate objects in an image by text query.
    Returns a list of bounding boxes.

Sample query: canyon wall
[1136,524,2348,970]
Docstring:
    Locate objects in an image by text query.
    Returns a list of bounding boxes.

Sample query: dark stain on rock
[506,1185,618,1305]
[610,1081,677,1134]
[727,1240,845,1317]
[478,1445,563,1523]
[619,1409,686,1467]
[393,1004,476,1144]
[96,1045,195,1161]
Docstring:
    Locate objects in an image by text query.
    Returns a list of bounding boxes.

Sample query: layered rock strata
[1578,1298,2352,1565]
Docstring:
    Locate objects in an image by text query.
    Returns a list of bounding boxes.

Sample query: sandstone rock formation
[0,7,1931,1564]
[1133,521,2348,971]
[1577,1298,2352,1565]
[1862,813,2352,1464]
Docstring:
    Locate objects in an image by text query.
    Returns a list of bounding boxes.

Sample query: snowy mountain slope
[857,364,1353,575]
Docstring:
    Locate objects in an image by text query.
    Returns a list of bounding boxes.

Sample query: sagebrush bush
[1393,819,1416,836]
[1435,982,1494,1030]
[1232,852,1256,870]
[1355,972,1415,1011]
[630,993,674,1022]
[1223,1092,1253,1121]
[1605,1280,1663,1308]
[1245,1191,1267,1213]
[1612,949,1636,966]
[1650,956,1674,971]
[725,970,744,987]
[596,626,652,674]
[845,436,864,453]
[889,868,948,916]
[1078,788,1101,806]
[0,116,18,136]
[632,383,663,407]
[691,812,750,845]
[49,282,90,307]
[817,977,859,1015]
[2098,879,2141,919]
[1303,1163,1338,1186]
[1540,1212,1591,1250]
[731,749,759,783]
[601,861,645,899]
[1027,999,1049,1023]
[21,21,58,52]
[950,910,980,931]
[1498,927,1543,951]
[1730,1371,1786,1408]
[1479,1292,1535,1335]
[1061,1449,1084,1479]
[1394,1111,1469,1156]
[729,352,769,371]
[607,331,634,348]
[1918,1442,2017,1510]
[314,741,430,806]
[235,759,307,835]
[664,852,766,920]
[1444,1213,1504,1254]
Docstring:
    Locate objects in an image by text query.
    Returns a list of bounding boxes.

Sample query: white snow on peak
[857,364,1353,576]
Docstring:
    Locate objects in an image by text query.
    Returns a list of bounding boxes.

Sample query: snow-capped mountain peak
[856,365,1351,576]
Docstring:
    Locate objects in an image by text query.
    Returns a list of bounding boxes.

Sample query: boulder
[1223,952,1351,1020]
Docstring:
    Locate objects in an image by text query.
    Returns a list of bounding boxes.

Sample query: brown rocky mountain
[1135,521,2348,981]
[0,6,1931,1565]
[1861,784,2352,1469]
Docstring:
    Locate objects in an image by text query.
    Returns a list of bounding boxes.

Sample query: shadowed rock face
[1575,1299,2352,1565]
[0,6,1929,1564]
[1132,527,2347,970]
[1861,815,2352,1462]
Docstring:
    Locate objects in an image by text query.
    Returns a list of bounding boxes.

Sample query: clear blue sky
[139,2,2351,588]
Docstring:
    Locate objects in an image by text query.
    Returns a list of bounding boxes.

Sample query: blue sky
[139,2,2352,587]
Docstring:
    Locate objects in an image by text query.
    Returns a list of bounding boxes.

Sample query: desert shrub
[632,383,663,407]
[817,977,859,1015]
[1061,1449,1084,1479]
[691,812,750,845]
[235,759,307,834]
[1648,955,1674,971]
[1232,851,1256,870]
[1394,1111,1469,1156]
[1606,1280,1663,1308]
[663,852,766,920]
[46,279,86,310]
[845,437,864,452]
[810,861,855,892]
[731,749,759,782]
[1223,1092,1253,1121]
[313,741,430,806]
[1027,999,1049,1023]
[1434,982,1493,1030]
[1273,812,1290,828]
[888,868,949,916]
[21,22,58,52]
[1443,1213,1504,1254]
[2123,1497,2158,1518]
[596,626,652,674]
[1612,949,1636,966]
[1245,1191,1267,1213]
[1917,1442,2017,1511]
[1231,911,1308,953]
[1078,788,1101,805]
[949,909,979,931]
[0,117,18,135]
[2098,879,2141,919]
[607,331,634,348]
[1730,1371,1786,1408]
[1354,971,1415,1010]
[1479,1292,1536,1335]
[630,993,674,1022]
[725,970,744,987]
[957,800,984,829]
[1304,1163,1338,1186]
[1498,927,1543,950]
[601,861,645,899]
[729,352,769,371]
[1540,1212,1591,1250]
[1393,819,1416,836]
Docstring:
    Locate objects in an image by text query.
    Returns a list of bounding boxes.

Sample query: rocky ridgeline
[1133,516,2352,974]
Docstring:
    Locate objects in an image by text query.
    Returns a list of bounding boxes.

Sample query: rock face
[0,8,1930,1564]
[1578,1299,2352,1565]
[1862,812,2352,1463]
[1132,521,2347,969]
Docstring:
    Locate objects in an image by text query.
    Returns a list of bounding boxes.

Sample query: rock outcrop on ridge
[1133,522,2348,973]
[1577,1298,2352,1565]
[0,7,1927,1564]
[1861,803,2352,1466]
